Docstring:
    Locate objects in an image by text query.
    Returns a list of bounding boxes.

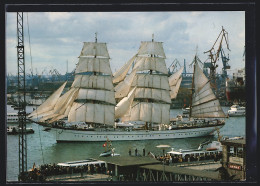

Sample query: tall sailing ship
[29,36,225,142]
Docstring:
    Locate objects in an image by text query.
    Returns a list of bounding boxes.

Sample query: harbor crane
[168,58,181,75]
[49,68,61,82]
[16,12,27,181]
[204,26,230,92]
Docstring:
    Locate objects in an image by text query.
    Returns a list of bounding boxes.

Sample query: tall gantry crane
[204,26,230,92]
[17,12,27,181]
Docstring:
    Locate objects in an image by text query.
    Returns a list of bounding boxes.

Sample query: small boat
[43,127,51,131]
[167,140,222,160]
[57,158,106,167]
[227,105,245,117]
[99,139,120,157]
[182,107,190,114]
[7,126,34,135]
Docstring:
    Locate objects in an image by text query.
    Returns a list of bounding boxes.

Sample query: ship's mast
[189,55,196,119]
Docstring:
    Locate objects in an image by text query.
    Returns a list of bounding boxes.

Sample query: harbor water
[6,105,245,181]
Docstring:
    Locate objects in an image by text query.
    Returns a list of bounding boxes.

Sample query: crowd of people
[129,147,222,164]
[154,151,223,165]
[22,162,107,182]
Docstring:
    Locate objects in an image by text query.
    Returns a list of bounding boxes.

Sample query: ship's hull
[225,79,245,103]
[50,124,224,142]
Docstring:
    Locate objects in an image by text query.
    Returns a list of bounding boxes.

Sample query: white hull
[50,124,224,142]
[228,113,245,117]
[227,105,245,117]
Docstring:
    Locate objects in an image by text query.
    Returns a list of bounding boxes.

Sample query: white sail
[77,88,116,105]
[113,55,136,84]
[115,70,136,99]
[170,77,182,99]
[191,61,226,118]
[67,38,115,125]
[115,87,136,118]
[72,75,114,91]
[68,102,114,125]
[138,41,166,58]
[37,88,79,122]
[133,57,168,74]
[117,38,171,125]
[28,81,67,118]
[132,74,170,90]
[80,42,110,58]
[134,88,171,103]
[122,102,170,124]
[75,57,112,75]
[168,67,184,87]
[48,100,75,123]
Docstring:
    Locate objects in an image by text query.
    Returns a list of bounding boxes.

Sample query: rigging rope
[26,13,44,164]
[37,124,45,164]
[26,13,33,75]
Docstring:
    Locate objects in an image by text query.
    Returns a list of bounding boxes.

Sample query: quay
[46,173,109,182]
[25,136,246,183]
[140,164,220,181]
[26,156,223,182]
[94,156,222,181]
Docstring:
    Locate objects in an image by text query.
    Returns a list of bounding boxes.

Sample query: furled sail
[113,55,136,84]
[28,81,67,118]
[169,67,184,99]
[115,87,136,118]
[115,70,136,99]
[191,59,226,118]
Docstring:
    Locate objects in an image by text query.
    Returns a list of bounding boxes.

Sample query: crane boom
[204,26,230,91]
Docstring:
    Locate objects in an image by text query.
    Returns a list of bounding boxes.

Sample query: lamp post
[156,145,170,181]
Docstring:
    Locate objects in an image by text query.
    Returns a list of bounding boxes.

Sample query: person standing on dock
[143,148,145,156]
[129,148,131,156]
[135,148,138,156]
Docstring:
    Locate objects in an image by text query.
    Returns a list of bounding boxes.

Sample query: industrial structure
[16,12,27,181]
[221,137,246,180]
[203,26,230,97]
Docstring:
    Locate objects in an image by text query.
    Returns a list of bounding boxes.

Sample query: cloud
[191,12,203,16]
[45,12,73,22]
[6,11,245,76]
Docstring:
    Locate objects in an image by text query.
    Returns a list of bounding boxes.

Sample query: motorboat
[182,107,190,114]
[227,105,245,117]
[7,126,34,135]
[167,140,223,161]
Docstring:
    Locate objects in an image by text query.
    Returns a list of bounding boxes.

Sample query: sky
[6,11,245,76]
